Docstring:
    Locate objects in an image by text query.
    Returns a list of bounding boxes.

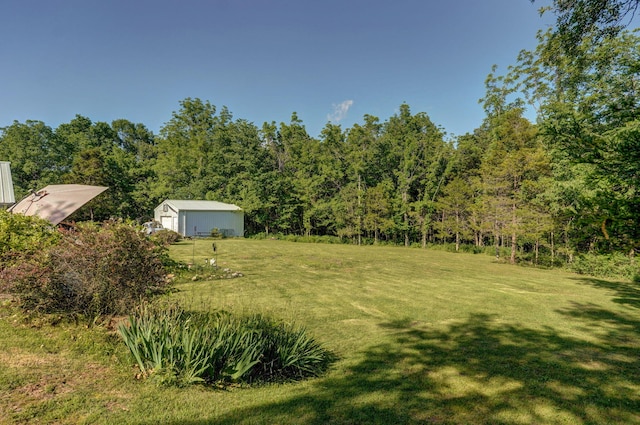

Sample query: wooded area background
[2,2,639,266]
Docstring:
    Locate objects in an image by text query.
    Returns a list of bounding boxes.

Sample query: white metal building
[154,200,244,237]
[0,161,15,208]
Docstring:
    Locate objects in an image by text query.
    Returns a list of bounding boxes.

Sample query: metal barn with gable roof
[154,200,244,237]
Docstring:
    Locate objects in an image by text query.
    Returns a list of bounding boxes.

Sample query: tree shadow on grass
[140,306,640,424]
[572,276,640,308]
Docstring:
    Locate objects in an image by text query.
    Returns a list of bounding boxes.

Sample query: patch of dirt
[21,375,73,400]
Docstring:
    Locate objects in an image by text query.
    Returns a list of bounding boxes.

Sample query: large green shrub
[0,210,60,267]
[150,229,183,246]
[569,252,639,281]
[0,220,170,318]
[118,303,333,387]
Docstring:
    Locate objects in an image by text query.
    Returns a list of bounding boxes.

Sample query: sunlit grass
[2,239,640,424]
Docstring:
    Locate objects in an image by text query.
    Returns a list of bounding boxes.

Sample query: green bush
[210,228,226,239]
[0,210,60,267]
[422,243,485,254]
[0,220,170,318]
[569,252,639,281]
[118,303,333,387]
[150,229,183,246]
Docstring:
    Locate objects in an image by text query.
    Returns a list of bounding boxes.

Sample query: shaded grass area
[195,311,640,425]
[2,239,640,424]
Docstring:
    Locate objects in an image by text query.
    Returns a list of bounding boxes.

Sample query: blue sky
[0,1,554,139]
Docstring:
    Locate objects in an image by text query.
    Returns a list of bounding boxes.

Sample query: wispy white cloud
[327,100,354,123]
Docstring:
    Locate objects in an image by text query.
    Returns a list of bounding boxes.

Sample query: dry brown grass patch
[0,347,119,419]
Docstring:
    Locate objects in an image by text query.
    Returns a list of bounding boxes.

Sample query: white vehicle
[142,221,164,235]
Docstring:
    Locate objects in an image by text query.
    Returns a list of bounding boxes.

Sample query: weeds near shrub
[117,303,333,387]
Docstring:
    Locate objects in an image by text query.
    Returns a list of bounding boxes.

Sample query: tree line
[1,28,638,265]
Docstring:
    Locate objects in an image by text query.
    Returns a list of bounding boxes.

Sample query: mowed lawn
[2,239,640,424]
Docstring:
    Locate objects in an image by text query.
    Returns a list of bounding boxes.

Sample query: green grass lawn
[2,239,640,424]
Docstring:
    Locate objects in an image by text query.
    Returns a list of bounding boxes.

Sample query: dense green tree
[479,107,550,263]
[449,130,490,181]
[154,98,283,233]
[443,131,492,248]
[153,98,217,200]
[62,147,114,221]
[276,113,321,236]
[343,115,383,244]
[55,115,93,151]
[54,116,154,221]
[316,123,347,236]
[216,116,275,236]
[252,122,299,234]
[345,115,384,187]
[519,175,555,264]
[362,180,395,243]
[383,104,447,246]
[0,120,70,198]
[436,177,474,251]
[487,26,640,255]
[110,119,157,220]
[333,182,360,241]
[112,119,156,161]
[533,0,639,50]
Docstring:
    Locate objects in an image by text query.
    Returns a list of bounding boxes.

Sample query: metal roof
[9,185,108,225]
[0,161,16,206]
[162,200,242,212]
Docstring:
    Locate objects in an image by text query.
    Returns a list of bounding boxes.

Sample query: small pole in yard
[192,226,197,265]
[212,242,217,269]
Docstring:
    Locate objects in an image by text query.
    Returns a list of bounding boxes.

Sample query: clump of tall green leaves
[117,303,333,386]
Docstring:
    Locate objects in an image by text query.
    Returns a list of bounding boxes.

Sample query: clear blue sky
[0,0,553,139]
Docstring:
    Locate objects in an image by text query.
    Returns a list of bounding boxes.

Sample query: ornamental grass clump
[117,303,333,387]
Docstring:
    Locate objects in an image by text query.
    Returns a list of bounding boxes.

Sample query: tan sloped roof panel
[0,161,15,206]
[9,184,108,225]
